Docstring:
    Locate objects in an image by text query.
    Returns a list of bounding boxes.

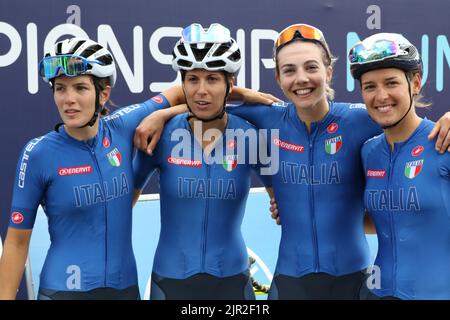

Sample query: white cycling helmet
[41,37,116,87]
[349,33,422,80]
[172,23,242,75]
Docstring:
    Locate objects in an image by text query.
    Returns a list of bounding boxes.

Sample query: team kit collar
[287,101,337,134]
[57,118,105,148]
[381,118,429,153]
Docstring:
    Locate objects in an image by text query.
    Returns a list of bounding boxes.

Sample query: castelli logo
[411,145,424,157]
[227,139,236,150]
[103,137,110,148]
[11,212,24,224]
[327,123,338,134]
[152,96,163,103]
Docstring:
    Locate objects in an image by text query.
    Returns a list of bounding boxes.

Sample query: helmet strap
[381,72,413,130]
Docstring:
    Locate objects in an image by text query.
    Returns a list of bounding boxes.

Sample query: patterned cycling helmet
[349,33,422,80]
[41,37,116,87]
[172,23,241,75]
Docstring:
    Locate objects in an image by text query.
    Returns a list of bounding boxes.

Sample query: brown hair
[406,71,431,108]
[93,77,114,115]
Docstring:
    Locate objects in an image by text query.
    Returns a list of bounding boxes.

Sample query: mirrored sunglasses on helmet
[349,39,406,65]
[274,23,331,61]
[181,23,231,44]
[275,24,325,48]
[39,54,103,80]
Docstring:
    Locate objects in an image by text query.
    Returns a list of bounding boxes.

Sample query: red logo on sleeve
[11,212,24,224]
[151,96,163,103]
[227,139,236,150]
[103,137,111,148]
[411,145,424,156]
[327,123,339,134]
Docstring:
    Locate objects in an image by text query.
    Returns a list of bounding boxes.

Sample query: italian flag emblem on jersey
[404,159,423,179]
[223,155,238,172]
[107,148,122,167]
[325,136,342,155]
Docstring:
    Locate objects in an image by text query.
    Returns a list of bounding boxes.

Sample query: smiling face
[360,67,421,128]
[275,41,332,114]
[182,69,231,120]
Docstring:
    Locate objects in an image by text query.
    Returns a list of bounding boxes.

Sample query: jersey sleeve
[438,152,450,219]
[105,94,171,137]
[133,149,159,190]
[348,103,382,142]
[9,138,47,230]
[250,128,273,187]
[360,140,371,177]
[439,152,450,178]
[226,102,283,129]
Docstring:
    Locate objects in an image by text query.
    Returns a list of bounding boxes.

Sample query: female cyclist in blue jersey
[132,23,273,300]
[221,24,450,299]
[349,33,450,300]
[133,23,450,300]
[0,38,187,300]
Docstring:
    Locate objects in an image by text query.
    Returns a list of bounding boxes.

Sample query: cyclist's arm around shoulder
[132,145,161,206]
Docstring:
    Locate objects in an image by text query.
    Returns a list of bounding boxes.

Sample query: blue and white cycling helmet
[172,23,242,75]
[349,33,422,80]
[40,37,116,87]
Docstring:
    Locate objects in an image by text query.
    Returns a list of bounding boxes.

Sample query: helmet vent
[206,60,226,68]
[228,50,241,62]
[71,40,86,54]
[97,54,113,65]
[81,44,103,58]
[56,42,63,54]
[212,43,230,57]
[191,47,210,62]
[405,45,418,59]
[178,59,193,68]
[177,44,188,57]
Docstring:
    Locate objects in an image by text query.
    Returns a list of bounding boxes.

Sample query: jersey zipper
[201,163,211,271]
[308,126,320,272]
[387,146,398,294]
[88,144,108,287]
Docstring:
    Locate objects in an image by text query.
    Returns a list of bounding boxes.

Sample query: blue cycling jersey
[228,101,381,277]
[9,95,170,291]
[134,113,268,279]
[362,119,450,300]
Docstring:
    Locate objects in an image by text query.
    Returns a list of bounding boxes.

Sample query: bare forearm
[161,85,185,107]
[160,104,188,120]
[364,213,376,234]
[132,189,142,207]
[266,187,275,199]
[0,242,30,299]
